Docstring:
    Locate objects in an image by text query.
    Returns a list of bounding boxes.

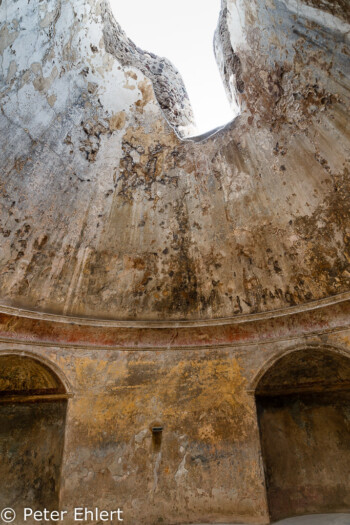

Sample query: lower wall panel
[257,392,350,521]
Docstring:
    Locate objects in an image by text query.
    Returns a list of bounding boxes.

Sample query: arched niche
[255,348,350,522]
[0,354,69,513]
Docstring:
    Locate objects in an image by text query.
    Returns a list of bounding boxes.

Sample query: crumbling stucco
[0,0,349,321]
[0,0,350,523]
[101,0,196,137]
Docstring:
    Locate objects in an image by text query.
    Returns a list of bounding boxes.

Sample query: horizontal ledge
[0,324,348,351]
[255,383,350,396]
[0,393,73,404]
[0,291,349,329]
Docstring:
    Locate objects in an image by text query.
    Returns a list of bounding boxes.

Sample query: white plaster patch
[227,0,252,51]
[174,453,188,485]
[97,65,142,113]
[134,429,148,444]
[2,82,55,139]
[281,0,350,34]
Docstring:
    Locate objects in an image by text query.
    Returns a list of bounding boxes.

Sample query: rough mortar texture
[0,0,350,524]
[0,0,349,321]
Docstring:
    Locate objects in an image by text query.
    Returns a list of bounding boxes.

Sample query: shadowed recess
[0,355,66,397]
[256,349,350,396]
[256,348,350,521]
[0,355,67,512]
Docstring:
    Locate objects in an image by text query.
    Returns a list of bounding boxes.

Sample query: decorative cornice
[0,291,349,329]
[0,294,349,350]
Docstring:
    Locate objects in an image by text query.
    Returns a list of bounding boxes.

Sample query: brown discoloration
[109,111,126,131]
[1,0,350,523]
[2,102,349,319]
[0,25,18,54]
[135,79,154,111]
[55,348,267,524]
[0,297,349,349]
[32,66,58,93]
[1,305,350,523]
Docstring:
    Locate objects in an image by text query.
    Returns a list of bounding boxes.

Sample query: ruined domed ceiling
[0,0,349,321]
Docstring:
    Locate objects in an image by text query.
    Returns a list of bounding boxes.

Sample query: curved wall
[1,1,350,523]
[0,0,349,320]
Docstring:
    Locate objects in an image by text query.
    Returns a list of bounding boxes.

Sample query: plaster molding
[0,291,349,329]
[0,325,349,353]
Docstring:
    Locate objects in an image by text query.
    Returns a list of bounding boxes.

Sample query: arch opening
[0,355,68,513]
[255,349,350,522]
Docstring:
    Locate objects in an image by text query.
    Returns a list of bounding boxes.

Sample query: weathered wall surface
[1,0,350,523]
[59,348,266,525]
[0,302,350,524]
[0,0,349,321]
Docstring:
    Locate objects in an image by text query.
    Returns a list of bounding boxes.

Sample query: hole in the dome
[109,0,239,136]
